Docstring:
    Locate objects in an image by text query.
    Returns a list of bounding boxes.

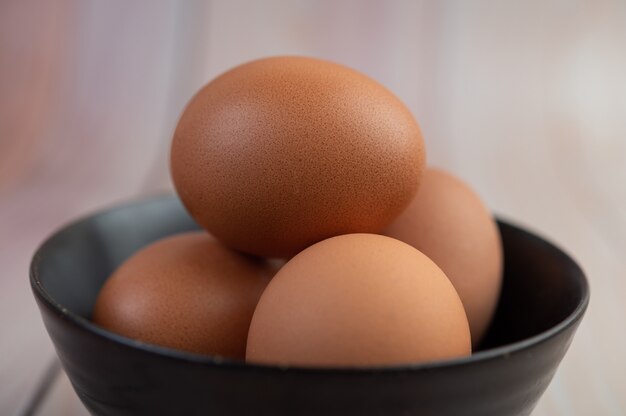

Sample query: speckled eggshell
[92,232,276,359]
[171,56,425,258]
[383,168,503,347]
[246,233,471,367]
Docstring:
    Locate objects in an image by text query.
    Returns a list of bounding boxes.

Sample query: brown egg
[92,232,276,359]
[171,56,425,258]
[246,233,471,367]
[383,168,503,347]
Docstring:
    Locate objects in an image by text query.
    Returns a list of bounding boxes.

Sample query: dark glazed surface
[31,195,589,416]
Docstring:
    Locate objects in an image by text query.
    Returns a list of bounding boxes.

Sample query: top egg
[171,56,425,258]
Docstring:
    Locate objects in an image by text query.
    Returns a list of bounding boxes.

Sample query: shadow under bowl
[30,195,589,416]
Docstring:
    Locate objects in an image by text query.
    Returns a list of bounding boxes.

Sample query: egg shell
[92,232,276,359]
[171,56,425,258]
[384,168,503,347]
[246,233,471,367]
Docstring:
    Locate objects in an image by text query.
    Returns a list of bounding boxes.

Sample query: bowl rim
[30,194,590,375]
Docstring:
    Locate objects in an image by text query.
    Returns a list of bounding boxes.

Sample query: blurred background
[1,0,624,414]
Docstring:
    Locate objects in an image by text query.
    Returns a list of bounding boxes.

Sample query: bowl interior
[33,194,588,355]
[34,196,199,321]
[481,218,588,350]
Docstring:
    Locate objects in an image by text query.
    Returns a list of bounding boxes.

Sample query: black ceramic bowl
[31,195,589,416]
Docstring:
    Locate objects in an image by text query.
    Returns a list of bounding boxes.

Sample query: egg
[92,232,276,359]
[383,168,503,347]
[170,56,425,258]
[246,233,471,367]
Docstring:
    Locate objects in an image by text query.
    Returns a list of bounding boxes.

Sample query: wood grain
[1,0,623,414]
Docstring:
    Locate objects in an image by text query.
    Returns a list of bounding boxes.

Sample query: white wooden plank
[33,369,90,416]
[0,1,207,414]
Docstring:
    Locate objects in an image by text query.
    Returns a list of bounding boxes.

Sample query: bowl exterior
[36,296,582,416]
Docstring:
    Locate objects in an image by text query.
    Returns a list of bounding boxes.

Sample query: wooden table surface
[2,1,624,415]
